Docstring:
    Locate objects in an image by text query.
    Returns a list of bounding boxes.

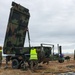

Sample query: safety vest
[30,48,38,60]
[0,50,2,52]
[0,50,2,58]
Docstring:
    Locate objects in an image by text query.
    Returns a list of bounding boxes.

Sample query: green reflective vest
[30,48,38,60]
[0,50,2,52]
[0,50,2,58]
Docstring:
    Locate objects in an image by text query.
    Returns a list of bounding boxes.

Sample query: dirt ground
[0,54,75,75]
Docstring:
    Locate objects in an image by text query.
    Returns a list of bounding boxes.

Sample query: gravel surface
[0,54,75,75]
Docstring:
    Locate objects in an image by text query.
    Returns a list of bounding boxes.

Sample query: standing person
[30,47,38,71]
[0,46,2,68]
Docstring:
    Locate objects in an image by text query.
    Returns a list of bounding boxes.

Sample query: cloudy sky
[0,0,75,53]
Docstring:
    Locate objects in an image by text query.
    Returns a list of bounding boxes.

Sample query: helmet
[0,46,2,50]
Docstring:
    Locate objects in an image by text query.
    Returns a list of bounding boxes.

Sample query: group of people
[0,46,38,71]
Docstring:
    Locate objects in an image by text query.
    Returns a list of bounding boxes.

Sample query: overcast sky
[0,0,75,53]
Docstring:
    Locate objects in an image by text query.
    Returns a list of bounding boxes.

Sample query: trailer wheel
[58,58,64,63]
[12,59,19,69]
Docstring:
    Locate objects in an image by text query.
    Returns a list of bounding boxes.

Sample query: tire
[12,59,19,69]
[58,58,64,63]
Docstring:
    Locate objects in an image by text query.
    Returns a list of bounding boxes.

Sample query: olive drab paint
[3,2,30,54]
[3,2,52,64]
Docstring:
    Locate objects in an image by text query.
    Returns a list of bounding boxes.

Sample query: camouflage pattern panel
[3,2,30,54]
[43,47,52,58]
